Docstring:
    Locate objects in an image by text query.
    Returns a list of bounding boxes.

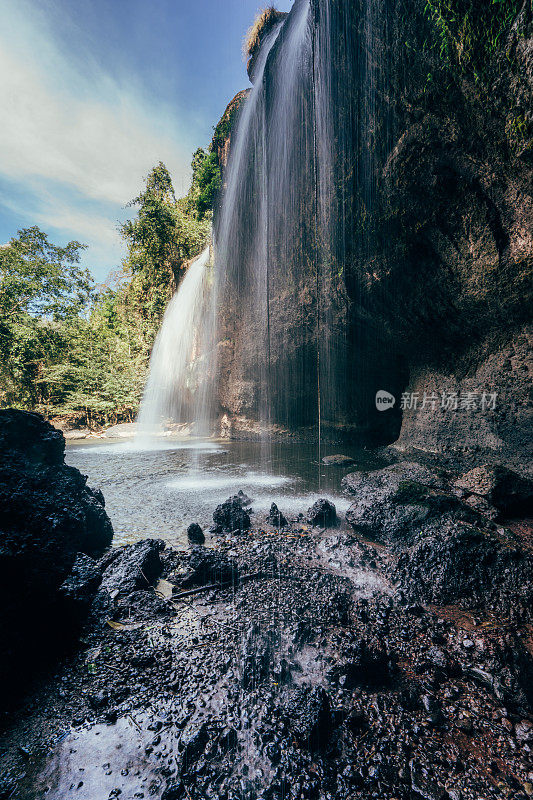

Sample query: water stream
[136,247,212,438]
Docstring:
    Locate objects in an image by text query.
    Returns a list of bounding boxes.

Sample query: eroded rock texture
[0,409,113,703]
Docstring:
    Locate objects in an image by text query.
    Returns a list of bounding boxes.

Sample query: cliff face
[213,0,532,460]
[362,0,533,463]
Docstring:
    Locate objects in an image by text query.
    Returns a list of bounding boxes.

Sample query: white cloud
[0,0,196,273]
[0,47,190,206]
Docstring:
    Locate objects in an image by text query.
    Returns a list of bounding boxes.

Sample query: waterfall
[213,0,315,434]
[136,247,212,439]
[137,0,396,445]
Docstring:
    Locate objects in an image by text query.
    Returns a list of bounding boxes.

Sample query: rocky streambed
[1,412,532,800]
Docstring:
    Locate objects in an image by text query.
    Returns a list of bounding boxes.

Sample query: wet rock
[329,639,391,688]
[212,495,251,533]
[236,489,253,507]
[101,539,165,598]
[410,760,448,799]
[115,590,174,621]
[187,523,205,544]
[88,689,108,710]
[240,622,280,688]
[267,503,287,527]
[179,547,239,589]
[0,409,113,702]
[454,464,533,516]
[515,720,533,743]
[286,686,333,751]
[58,553,102,622]
[0,408,65,465]
[180,721,209,771]
[322,454,356,466]
[343,462,474,543]
[307,498,337,527]
[394,520,533,618]
[162,782,185,800]
[342,461,445,496]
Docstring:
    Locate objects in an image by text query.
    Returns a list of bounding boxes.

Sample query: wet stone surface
[0,471,532,800]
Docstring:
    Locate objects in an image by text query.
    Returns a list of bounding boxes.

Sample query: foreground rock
[0,409,113,704]
[4,506,532,800]
[322,454,356,466]
[187,522,205,544]
[454,464,533,516]
[211,494,251,533]
[344,460,533,620]
[307,498,337,527]
[100,538,165,597]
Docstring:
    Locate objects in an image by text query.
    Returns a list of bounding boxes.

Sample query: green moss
[243,7,287,59]
[423,0,522,82]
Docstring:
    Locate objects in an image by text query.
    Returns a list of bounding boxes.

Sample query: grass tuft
[243,7,287,58]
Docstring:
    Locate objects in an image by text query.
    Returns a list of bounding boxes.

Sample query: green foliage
[121,162,209,300]
[0,228,93,408]
[423,0,522,80]
[1,158,211,426]
[194,152,222,217]
[185,148,222,220]
[0,226,92,321]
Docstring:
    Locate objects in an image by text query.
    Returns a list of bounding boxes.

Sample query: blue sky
[0,0,293,283]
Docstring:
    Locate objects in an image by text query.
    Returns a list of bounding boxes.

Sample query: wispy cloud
[0,0,196,278]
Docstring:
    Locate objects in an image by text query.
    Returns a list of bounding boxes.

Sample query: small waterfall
[136,247,212,439]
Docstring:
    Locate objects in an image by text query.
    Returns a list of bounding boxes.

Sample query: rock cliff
[212,0,532,462]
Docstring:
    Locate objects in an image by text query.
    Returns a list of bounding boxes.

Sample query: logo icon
[375,390,396,411]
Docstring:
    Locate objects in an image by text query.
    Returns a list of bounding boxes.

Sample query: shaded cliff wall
[213,0,532,456]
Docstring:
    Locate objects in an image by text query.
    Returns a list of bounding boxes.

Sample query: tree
[0,228,93,406]
[120,161,210,319]
[1,157,211,425]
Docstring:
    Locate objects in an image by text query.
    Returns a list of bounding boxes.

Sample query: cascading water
[137,0,397,446]
[213,0,316,434]
[212,0,396,444]
[136,247,212,439]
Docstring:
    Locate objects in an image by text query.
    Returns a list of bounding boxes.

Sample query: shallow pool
[66,437,387,547]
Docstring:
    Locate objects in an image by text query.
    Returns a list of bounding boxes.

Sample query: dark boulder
[454,464,533,517]
[115,589,175,621]
[236,489,253,507]
[329,639,392,688]
[212,495,251,533]
[58,553,102,622]
[343,462,477,543]
[342,461,445,497]
[179,547,239,589]
[180,721,209,773]
[394,520,533,620]
[100,539,165,598]
[187,523,205,544]
[267,502,287,527]
[307,498,337,527]
[0,409,113,704]
[285,686,334,751]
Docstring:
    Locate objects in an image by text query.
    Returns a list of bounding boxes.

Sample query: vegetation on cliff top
[243,7,287,58]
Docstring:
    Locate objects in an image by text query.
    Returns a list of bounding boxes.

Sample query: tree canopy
[0,158,211,425]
